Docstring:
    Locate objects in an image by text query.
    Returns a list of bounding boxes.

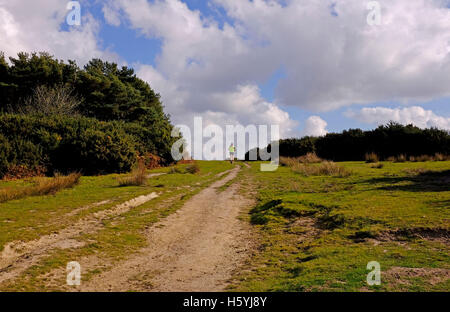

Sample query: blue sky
[5,0,448,137]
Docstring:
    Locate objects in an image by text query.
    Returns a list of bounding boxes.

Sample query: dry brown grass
[118,160,147,187]
[395,154,407,163]
[280,153,323,167]
[386,153,449,163]
[371,163,384,169]
[291,161,352,177]
[434,153,447,161]
[0,172,81,203]
[298,153,323,164]
[365,152,379,163]
[185,162,200,174]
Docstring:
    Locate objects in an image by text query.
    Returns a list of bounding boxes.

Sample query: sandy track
[80,166,254,292]
[0,193,159,284]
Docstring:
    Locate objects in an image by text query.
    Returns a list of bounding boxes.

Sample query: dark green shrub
[0,114,138,177]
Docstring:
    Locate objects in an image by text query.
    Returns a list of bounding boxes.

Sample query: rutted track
[0,193,159,284]
[80,166,254,292]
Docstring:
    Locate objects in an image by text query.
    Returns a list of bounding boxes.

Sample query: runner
[229,144,235,164]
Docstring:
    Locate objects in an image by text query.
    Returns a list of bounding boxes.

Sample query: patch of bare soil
[376,228,450,245]
[78,166,255,292]
[287,217,323,243]
[146,173,167,178]
[0,193,159,284]
[384,266,450,287]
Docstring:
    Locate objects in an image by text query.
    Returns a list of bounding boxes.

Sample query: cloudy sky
[1,0,449,137]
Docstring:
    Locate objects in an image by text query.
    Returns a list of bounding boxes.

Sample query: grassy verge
[230,161,450,292]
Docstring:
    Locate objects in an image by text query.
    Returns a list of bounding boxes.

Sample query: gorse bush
[0,114,139,177]
[0,52,179,173]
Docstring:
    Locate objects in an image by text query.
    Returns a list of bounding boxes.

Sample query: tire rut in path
[0,193,159,285]
[80,165,254,292]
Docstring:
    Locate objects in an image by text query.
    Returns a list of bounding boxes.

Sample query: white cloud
[0,0,117,65]
[103,0,450,137]
[346,106,450,130]
[102,2,122,27]
[301,116,328,137]
[214,0,450,111]
[137,64,298,138]
[111,0,299,137]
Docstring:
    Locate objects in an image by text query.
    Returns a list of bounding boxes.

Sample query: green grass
[1,160,449,292]
[0,161,234,291]
[229,160,450,292]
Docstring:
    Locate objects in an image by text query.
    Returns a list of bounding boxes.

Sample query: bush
[118,159,147,187]
[185,163,200,174]
[0,52,177,166]
[0,114,138,178]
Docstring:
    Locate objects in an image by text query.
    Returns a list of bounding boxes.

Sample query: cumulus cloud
[101,0,450,136]
[0,0,117,64]
[137,64,298,137]
[214,0,450,111]
[301,116,328,137]
[346,106,450,130]
[108,0,299,137]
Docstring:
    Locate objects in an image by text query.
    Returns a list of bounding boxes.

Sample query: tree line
[246,122,450,161]
[0,52,177,178]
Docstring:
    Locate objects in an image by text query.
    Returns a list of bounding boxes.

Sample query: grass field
[0,160,448,291]
[230,160,450,292]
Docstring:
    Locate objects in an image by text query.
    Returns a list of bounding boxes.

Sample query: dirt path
[0,193,159,284]
[80,165,254,292]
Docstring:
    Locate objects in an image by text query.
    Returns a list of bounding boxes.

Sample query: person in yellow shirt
[228,144,236,164]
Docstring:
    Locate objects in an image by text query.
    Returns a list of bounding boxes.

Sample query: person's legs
[230,153,234,164]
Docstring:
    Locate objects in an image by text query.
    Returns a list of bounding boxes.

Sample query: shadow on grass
[363,170,450,192]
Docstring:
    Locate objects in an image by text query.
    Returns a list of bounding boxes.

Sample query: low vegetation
[185,162,201,174]
[281,156,351,177]
[291,161,352,177]
[168,162,200,175]
[0,172,80,203]
[365,152,379,163]
[230,160,450,292]
[118,160,147,187]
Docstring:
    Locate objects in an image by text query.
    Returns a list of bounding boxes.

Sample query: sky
[0,0,450,138]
